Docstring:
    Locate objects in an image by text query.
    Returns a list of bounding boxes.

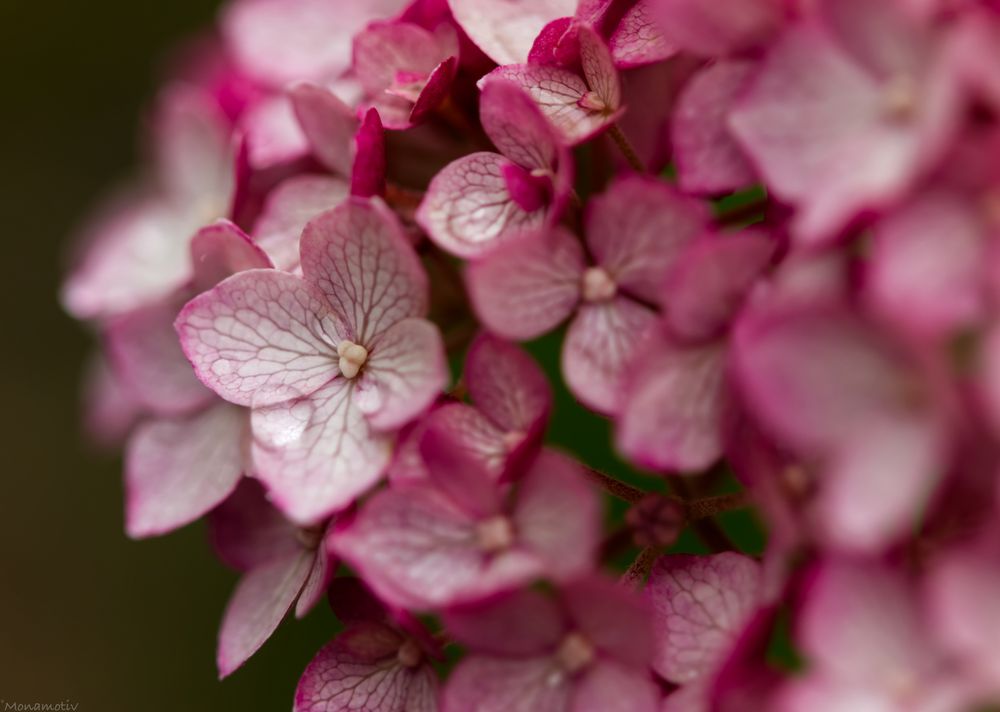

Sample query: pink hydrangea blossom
[176,199,447,524]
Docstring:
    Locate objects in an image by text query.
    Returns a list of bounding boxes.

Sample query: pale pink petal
[254,175,350,272]
[586,175,710,303]
[466,228,584,340]
[647,552,762,684]
[442,655,571,712]
[296,542,334,618]
[650,0,782,57]
[125,403,246,538]
[867,189,987,338]
[107,295,214,415]
[479,79,560,172]
[562,298,658,414]
[819,0,928,79]
[444,588,566,655]
[564,577,654,668]
[252,378,393,524]
[176,270,344,408]
[223,0,410,87]
[513,451,601,580]
[672,60,757,196]
[927,540,1000,684]
[353,21,456,98]
[217,548,315,677]
[465,333,552,436]
[774,678,897,712]
[208,478,301,572]
[154,83,234,206]
[290,83,358,177]
[295,623,438,712]
[351,109,387,199]
[447,0,577,65]
[354,318,447,430]
[190,219,273,292]
[616,335,728,472]
[731,306,921,454]
[62,197,194,320]
[610,1,676,68]
[482,63,620,145]
[416,152,548,258]
[241,94,310,169]
[578,25,621,112]
[662,232,776,343]
[798,559,936,686]
[301,200,428,342]
[572,660,660,712]
[81,352,142,448]
[816,416,944,553]
[331,485,536,609]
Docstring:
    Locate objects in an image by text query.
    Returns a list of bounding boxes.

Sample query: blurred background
[0,1,332,709]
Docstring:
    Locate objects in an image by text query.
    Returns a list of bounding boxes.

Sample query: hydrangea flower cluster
[62,0,1000,709]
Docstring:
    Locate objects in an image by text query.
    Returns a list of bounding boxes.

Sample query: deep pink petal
[562,298,658,414]
[466,333,552,435]
[419,421,503,518]
[252,378,393,524]
[354,318,447,430]
[125,403,246,538]
[482,64,620,145]
[572,660,660,712]
[351,109,387,199]
[290,83,358,176]
[442,655,570,712]
[295,623,438,712]
[662,231,776,343]
[513,451,601,580]
[176,270,344,408]
[529,17,579,68]
[466,228,584,340]
[672,60,757,196]
[610,1,675,68]
[190,219,273,292]
[423,404,509,476]
[649,0,782,56]
[447,0,577,65]
[647,552,762,684]
[586,175,710,304]
[217,548,315,678]
[208,478,301,572]
[254,175,350,272]
[866,189,987,338]
[409,56,458,125]
[616,335,728,472]
[479,79,561,173]
[660,681,708,712]
[301,200,428,342]
[107,295,214,415]
[564,576,655,669]
[417,152,548,258]
[331,484,538,609]
[444,588,566,655]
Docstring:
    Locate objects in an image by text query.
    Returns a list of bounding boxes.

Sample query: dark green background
[0,1,334,709]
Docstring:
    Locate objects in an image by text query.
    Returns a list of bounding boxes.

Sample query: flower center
[397,638,423,668]
[555,632,596,674]
[475,515,515,553]
[337,340,369,379]
[501,430,525,452]
[578,90,608,114]
[882,75,918,122]
[581,266,617,302]
[388,70,428,104]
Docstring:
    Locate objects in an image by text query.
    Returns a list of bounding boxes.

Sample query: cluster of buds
[61,0,1000,710]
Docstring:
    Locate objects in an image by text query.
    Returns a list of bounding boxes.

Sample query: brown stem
[670,479,738,552]
[608,124,645,173]
[620,546,659,589]
[685,492,750,521]
[717,197,769,227]
[582,465,646,504]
